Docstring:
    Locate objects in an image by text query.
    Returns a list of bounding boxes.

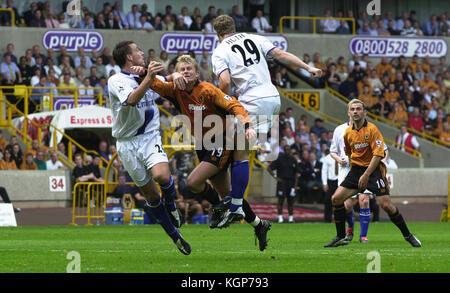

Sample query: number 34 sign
[49,176,66,192]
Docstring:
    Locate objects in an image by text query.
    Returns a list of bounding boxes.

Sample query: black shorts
[340,163,390,196]
[196,147,234,170]
[276,180,295,198]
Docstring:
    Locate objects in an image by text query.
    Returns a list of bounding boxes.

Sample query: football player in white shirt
[208,14,322,227]
[108,41,190,255]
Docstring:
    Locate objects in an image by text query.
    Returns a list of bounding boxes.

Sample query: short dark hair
[112,41,134,68]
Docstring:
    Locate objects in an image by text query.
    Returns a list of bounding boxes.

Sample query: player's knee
[359,195,370,207]
[186,176,201,192]
[153,173,171,186]
[331,194,342,206]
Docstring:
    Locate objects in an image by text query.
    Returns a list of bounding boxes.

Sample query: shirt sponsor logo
[188,104,206,111]
[354,142,369,152]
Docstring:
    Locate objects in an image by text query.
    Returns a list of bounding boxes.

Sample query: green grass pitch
[0,222,449,273]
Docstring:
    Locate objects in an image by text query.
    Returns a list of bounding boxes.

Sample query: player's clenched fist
[147,61,164,77]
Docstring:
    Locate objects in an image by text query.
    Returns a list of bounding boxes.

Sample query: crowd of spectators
[0,1,272,34]
[287,50,450,147]
[0,133,66,170]
[319,9,449,37]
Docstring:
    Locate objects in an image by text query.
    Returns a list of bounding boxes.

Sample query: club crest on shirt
[375,140,382,146]
[224,95,232,101]
[365,134,369,140]
[199,95,204,102]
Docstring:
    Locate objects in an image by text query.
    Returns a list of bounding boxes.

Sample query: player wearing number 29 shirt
[108,41,191,256]
[212,15,323,134]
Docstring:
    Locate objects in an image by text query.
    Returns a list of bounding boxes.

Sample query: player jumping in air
[209,14,322,229]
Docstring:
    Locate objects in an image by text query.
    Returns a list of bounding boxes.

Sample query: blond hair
[347,99,366,111]
[175,55,199,72]
[213,15,236,37]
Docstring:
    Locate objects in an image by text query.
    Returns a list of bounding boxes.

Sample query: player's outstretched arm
[268,48,322,78]
[126,62,164,106]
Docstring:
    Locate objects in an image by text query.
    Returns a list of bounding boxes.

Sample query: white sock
[278,215,283,222]
[250,216,261,227]
[289,215,294,222]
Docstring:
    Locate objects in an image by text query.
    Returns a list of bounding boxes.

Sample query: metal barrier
[0,8,16,27]
[71,182,106,226]
[279,16,356,35]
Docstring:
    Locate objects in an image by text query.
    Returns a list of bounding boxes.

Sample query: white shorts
[116,130,168,187]
[239,94,281,134]
[338,165,373,198]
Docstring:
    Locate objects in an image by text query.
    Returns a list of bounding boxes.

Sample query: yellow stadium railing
[325,84,447,146]
[277,86,423,159]
[279,16,356,35]
[0,8,16,27]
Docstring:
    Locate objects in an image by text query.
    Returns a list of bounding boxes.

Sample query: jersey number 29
[231,39,261,67]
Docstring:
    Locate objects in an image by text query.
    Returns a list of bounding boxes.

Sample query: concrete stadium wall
[249,168,449,203]
[0,170,72,208]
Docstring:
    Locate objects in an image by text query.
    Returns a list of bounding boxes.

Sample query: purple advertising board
[349,36,447,58]
[160,32,288,54]
[42,30,103,52]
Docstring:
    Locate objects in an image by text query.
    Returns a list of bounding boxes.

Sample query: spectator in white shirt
[178,6,192,28]
[299,53,314,78]
[78,77,94,96]
[251,9,272,33]
[136,15,154,32]
[127,4,141,29]
[46,151,65,170]
[319,9,339,33]
[348,54,366,72]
